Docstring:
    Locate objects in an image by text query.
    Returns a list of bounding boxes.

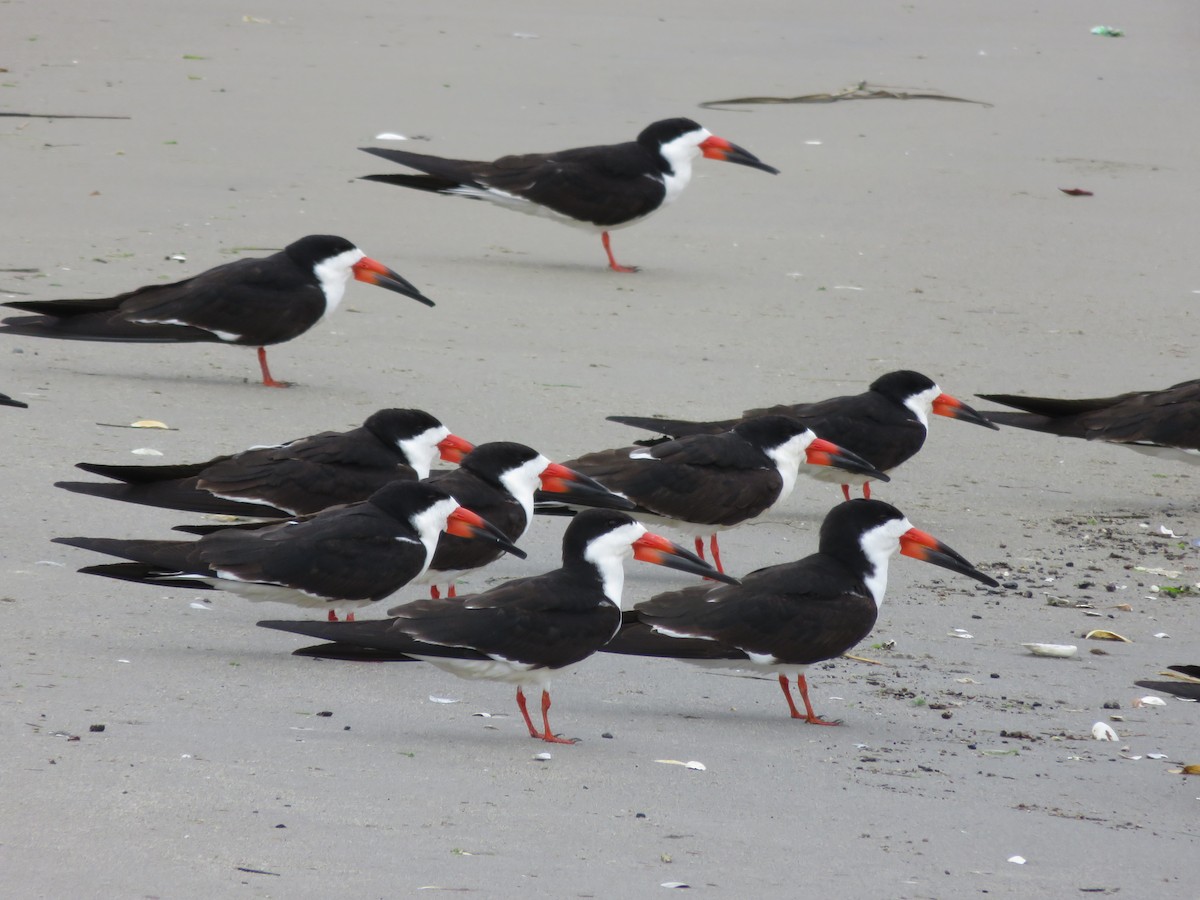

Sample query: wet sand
[2,1,1197,896]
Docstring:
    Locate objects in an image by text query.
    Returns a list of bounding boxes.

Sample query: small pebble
[89,724,105,732]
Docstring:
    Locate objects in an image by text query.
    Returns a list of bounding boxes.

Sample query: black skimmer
[56,408,473,518]
[0,392,27,408]
[978,379,1200,465]
[54,481,524,622]
[602,499,999,724]
[421,441,634,598]
[556,415,888,573]
[608,370,998,500]
[0,235,434,387]
[259,509,738,744]
[1135,665,1200,701]
[359,118,779,272]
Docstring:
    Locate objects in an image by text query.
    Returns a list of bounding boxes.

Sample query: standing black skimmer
[54,481,524,622]
[0,392,27,409]
[0,235,434,387]
[978,379,1200,465]
[556,415,888,573]
[603,499,999,724]
[421,442,633,598]
[56,408,473,518]
[258,509,738,744]
[359,118,779,272]
[608,370,998,500]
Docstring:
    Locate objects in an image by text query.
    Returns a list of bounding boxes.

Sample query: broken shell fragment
[1084,630,1131,642]
[1022,643,1078,658]
[130,419,169,429]
[1091,722,1118,741]
[1133,696,1167,708]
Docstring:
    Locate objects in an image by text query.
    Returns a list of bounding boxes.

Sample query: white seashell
[374,132,408,141]
[1007,855,1026,865]
[1135,696,1167,707]
[948,631,973,639]
[130,419,169,429]
[1092,722,1118,741]
[533,752,552,761]
[1154,633,1170,639]
[131,447,163,456]
[661,883,691,889]
[1021,643,1078,658]
[1147,753,1169,760]
[427,696,460,704]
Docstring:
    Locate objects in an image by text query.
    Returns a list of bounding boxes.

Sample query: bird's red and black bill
[900,528,999,587]
[932,393,998,430]
[445,506,527,559]
[437,433,475,463]
[536,462,636,511]
[351,257,436,307]
[699,136,780,175]
[805,437,891,482]
[632,531,740,584]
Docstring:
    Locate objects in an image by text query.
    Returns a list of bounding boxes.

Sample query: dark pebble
[990,673,1000,679]
[89,724,106,732]
[316,711,333,717]
[1102,700,1121,710]
[601,732,613,739]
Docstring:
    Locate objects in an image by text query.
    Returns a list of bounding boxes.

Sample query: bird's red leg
[601,232,639,274]
[515,687,540,738]
[694,537,706,561]
[447,584,457,598]
[794,674,841,726]
[841,484,852,502]
[345,612,355,622]
[257,347,290,388]
[327,609,339,622]
[430,585,441,599]
[862,482,871,499]
[538,689,577,744]
[778,674,804,718]
[708,534,725,574]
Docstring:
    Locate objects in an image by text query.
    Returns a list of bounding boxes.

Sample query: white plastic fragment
[1092,722,1119,741]
[1021,643,1078,658]
[655,759,707,771]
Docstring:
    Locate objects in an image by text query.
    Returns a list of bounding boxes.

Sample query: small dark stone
[89,724,106,732]
[316,711,333,717]
[343,725,351,731]
[601,732,613,739]
[990,673,1000,679]
[275,824,286,829]
[635,812,647,819]
[1102,700,1121,710]
[941,711,953,720]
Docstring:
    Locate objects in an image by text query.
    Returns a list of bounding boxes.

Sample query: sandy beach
[2,1,1198,896]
